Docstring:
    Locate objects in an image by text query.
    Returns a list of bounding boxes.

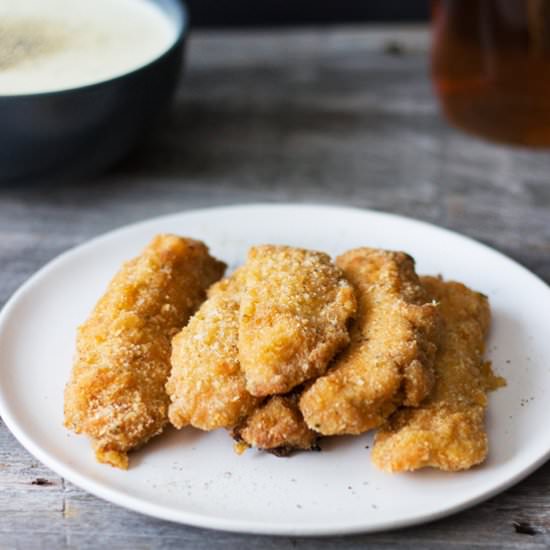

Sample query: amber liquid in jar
[432,0,550,146]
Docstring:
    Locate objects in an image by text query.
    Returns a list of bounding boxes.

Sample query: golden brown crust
[238,245,356,396]
[234,394,318,454]
[63,235,225,468]
[371,276,504,472]
[167,269,260,431]
[299,248,441,436]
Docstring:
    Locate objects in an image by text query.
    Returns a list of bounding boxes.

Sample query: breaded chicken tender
[300,248,440,436]
[372,277,505,472]
[234,394,318,456]
[64,235,225,468]
[167,269,260,431]
[239,245,357,396]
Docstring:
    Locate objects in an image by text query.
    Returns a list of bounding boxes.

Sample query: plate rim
[1,202,549,536]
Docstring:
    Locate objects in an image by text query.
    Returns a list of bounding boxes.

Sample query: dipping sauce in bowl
[0,0,178,95]
[0,0,187,182]
[0,0,179,95]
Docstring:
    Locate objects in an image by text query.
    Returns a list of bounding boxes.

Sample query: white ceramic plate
[1,204,549,536]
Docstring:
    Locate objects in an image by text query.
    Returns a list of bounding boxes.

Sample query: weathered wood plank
[1,26,550,549]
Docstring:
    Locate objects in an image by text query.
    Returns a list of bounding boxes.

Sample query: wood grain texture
[1,26,550,549]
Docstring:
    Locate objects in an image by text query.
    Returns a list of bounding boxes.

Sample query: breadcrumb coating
[63,235,225,468]
[372,276,505,472]
[234,394,318,455]
[167,269,260,430]
[239,245,357,396]
[299,248,440,436]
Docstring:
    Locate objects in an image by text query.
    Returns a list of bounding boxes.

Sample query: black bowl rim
[0,0,189,101]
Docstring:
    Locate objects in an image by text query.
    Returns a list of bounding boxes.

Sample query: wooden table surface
[2,26,550,549]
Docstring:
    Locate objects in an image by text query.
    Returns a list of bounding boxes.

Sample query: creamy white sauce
[0,0,177,95]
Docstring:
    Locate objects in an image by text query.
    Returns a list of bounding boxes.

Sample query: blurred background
[185,0,429,27]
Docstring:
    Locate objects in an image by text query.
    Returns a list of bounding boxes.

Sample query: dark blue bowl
[0,0,187,183]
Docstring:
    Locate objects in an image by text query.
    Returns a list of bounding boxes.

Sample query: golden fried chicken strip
[372,277,505,472]
[239,245,357,396]
[64,235,225,468]
[233,394,318,456]
[300,248,440,436]
[167,269,260,431]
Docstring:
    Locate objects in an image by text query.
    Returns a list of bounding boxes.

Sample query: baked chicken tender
[64,235,225,469]
[300,248,440,436]
[167,269,260,431]
[372,277,505,472]
[239,245,357,396]
[234,394,318,456]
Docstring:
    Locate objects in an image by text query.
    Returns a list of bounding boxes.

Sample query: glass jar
[432,0,550,146]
